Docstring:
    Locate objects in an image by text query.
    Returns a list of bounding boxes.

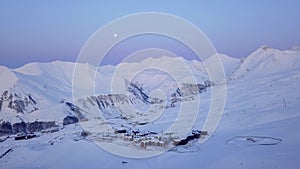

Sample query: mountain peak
[255,45,300,54]
[0,66,18,92]
[255,45,279,53]
[290,46,300,51]
[229,45,300,80]
[261,45,271,51]
[14,62,42,75]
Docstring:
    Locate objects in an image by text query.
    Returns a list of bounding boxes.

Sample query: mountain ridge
[0,46,299,125]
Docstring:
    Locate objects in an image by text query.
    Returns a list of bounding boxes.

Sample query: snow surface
[0,66,18,92]
[0,46,300,168]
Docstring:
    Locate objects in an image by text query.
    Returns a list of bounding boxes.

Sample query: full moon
[113,33,118,37]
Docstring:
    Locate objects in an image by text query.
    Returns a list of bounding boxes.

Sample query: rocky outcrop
[78,94,130,110]
[63,116,79,125]
[0,121,13,135]
[27,121,57,133]
[76,80,213,112]
[0,90,38,114]
[0,120,57,136]
[12,121,27,134]
[180,80,213,96]
[65,102,86,120]
[0,98,3,111]
[126,80,150,104]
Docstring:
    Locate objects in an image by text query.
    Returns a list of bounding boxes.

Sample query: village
[112,127,208,149]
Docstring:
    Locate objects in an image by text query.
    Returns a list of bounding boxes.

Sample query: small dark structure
[149,131,158,135]
[132,130,140,135]
[175,130,208,146]
[138,122,148,125]
[15,134,36,141]
[192,130,202,138]
[176,138,189,146]
[114,129,127,134]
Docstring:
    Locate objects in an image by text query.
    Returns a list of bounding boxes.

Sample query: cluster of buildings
[114,128,208,149]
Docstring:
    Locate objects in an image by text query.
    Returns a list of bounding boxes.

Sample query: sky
[0,0,300,68]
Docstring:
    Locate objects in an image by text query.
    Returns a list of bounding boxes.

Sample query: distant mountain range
[0,46,299,133]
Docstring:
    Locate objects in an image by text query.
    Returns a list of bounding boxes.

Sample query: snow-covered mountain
[0,46,300,168]
[230,46,300,79]
[0,56,211,123]
[1,46,300,128]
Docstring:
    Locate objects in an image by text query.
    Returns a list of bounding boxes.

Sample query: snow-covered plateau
[0,46,300,168]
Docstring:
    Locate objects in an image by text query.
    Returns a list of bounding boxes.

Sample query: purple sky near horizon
[0,0,300,68]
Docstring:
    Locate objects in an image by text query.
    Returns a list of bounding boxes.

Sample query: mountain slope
[0,66,18,92]
[230,46,300,80]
